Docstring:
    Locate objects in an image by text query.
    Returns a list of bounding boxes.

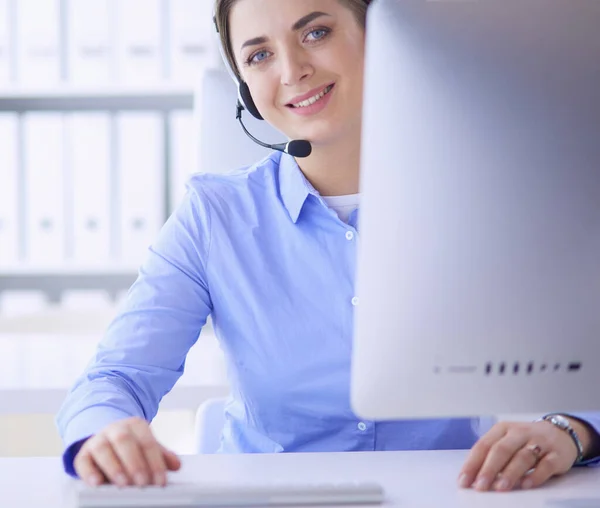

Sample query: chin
[288,115,343,139]
[295,123,357,147]
[270,107,360,146]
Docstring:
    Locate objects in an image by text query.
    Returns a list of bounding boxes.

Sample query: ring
[526,443,544,462]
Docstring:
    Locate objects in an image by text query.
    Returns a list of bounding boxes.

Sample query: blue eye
[306,28,330,41]
[248,50,271,65]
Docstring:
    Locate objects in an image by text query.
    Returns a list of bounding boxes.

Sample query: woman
[56,0,600,493]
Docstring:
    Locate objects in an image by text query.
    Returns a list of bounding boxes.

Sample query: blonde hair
[214,0,371,82]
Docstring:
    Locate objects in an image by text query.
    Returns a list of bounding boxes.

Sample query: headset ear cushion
[239,81,264,120]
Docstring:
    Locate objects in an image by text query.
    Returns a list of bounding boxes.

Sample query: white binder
[22,335,67,389]
[22,113,66,265]
[0,0,11,86]
[168,0,211,85]
[116,112,165,265]
[0,113,19,265]
[168,110,196,212]
[66,0,115,85]
[116,0,163,84]
[65,113,112,265]
[0,336,24,389]
[15,0,61,85]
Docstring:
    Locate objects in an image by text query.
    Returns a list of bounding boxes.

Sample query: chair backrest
[194,397,227,454]
[196,67,282,175]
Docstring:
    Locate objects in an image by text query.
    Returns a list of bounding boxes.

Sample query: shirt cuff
[60,405,140,478]
[63,438,91,478]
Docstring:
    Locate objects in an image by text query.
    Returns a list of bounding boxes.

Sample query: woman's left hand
[457,420,580,492]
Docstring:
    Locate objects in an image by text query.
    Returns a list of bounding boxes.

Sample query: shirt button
[357,422,367,431]
[345,231,354,241]
[351,296,359,306]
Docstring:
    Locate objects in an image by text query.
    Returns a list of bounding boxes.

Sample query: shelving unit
[0,3,218,434]
[0,85,194,111]
[0,385,229,415]
[0,322,227,414]
[0,270,137,302]
[0,84,197,301]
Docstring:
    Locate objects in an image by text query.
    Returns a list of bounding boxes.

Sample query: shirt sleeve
[55,185,214,477]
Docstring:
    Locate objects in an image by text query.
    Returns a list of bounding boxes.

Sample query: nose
[279,47,313,87]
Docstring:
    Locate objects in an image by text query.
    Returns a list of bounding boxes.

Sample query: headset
[212,10,313,158]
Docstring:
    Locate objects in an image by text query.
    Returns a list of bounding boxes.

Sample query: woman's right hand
[73,416,182,487]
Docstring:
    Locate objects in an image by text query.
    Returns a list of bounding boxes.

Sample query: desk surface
[1,450,598,507]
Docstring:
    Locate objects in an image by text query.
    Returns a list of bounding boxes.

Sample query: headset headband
[213,13,264,120]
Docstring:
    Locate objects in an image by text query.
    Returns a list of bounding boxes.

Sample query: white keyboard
[76,481,385,507]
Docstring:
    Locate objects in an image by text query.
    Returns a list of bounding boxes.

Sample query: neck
[295,134,361,197]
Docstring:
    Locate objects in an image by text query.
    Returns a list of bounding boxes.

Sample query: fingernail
[88,474,101,487]
[134,473,147,486]
[495,478,510,491]
[458,474,470,488]
[154,473,166,486]
[521,478,534,490]
[474,477,490,490]
[116,474,128,487]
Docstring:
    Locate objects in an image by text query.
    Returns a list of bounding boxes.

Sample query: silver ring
[526,443,544,462]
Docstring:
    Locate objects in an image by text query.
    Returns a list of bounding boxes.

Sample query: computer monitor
[351,0,600,420]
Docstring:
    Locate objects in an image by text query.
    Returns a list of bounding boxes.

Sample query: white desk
[1,451,599,507]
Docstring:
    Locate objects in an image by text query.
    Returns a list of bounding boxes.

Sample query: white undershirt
[321,193,360,224]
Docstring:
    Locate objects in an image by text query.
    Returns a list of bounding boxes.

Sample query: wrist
[537,414,585,464]
[563,416,599,460]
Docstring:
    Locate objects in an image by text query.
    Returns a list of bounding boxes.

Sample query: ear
[239,81,264,120]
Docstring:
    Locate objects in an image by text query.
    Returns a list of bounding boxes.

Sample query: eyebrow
[241,36,268,50]
[292,11,330,31]
[241,11,331,50]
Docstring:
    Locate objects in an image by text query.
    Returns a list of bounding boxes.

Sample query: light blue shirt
[56,151,600,476]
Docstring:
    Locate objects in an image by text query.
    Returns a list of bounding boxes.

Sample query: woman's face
[229,0,366,147]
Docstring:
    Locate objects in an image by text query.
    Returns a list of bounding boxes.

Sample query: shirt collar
[277,151,317,224]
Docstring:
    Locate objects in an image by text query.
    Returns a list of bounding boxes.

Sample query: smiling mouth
[288,85,335,108]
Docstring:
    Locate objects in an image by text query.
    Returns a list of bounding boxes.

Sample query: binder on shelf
[116,112,165,265]
[0,0,11,86]
[15,0,61,85]
[168,0,210,86]
[22,113,66,265]
[62,335,99,387]
[65,113,112,265]
[22,334,69,389]
[116,0,163,84]
[0,336,25,389]
[168,110,196,212]
[66,0,115,85]
[0,113,19,265]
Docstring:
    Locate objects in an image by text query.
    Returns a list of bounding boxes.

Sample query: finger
[88,434,131,487]
[160,445,182,471]
[473,430,529,491]
[106,425,151,486]
[128,419,169,486]
[519,451,562,490]
[74,448,106,487]
[492,443,540,491]
[458,423,508,488]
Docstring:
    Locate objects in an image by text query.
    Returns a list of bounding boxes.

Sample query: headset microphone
[235,103,312,158]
